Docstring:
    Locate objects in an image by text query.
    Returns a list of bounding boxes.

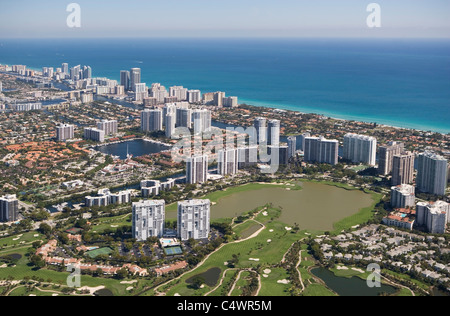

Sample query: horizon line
[1,36,450,40]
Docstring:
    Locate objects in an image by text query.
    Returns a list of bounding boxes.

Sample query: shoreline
[93,137,172,149]
[239,98,450,135]
[2,60,448,135]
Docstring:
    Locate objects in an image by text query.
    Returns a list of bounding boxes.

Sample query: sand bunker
[277,279,290,284]
[78,286,105,295]
[120,280,138,284]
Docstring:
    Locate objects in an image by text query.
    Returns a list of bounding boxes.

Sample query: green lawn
[302,283,337,296]
[207,269,239,297]
[230,271,251,296]
[0,247,151,296]
[91,214,132,233]
[163,217,309,296]
[0,232,43,249]
[258,268,291,296]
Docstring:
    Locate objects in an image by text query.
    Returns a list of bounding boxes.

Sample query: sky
[0,0,449,38]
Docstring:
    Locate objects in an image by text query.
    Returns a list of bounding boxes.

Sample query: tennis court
[164,246,183,256]
[86,247,113,258]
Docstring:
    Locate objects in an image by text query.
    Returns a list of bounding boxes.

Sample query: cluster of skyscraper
[120,68,238,106]
[132,199,210,242]
[141,105,212,138]
[56,119,118,143]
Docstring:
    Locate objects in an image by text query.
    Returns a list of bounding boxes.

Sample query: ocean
[0,38,449,133]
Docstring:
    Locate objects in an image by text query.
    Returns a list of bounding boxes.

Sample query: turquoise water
[1,38,449,133]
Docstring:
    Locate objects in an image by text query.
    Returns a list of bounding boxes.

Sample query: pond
[311,267,398,296]
[94,288,114,296]
[95,139,171,160]
[186,267,222,287]
[167,182,374,231]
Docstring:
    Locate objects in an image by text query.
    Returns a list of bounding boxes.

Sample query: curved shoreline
[239,98,450,135]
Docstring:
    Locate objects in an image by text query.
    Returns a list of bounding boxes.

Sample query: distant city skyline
[1,0,450,38]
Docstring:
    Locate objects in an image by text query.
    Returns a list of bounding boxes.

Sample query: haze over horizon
[0,0,449,39]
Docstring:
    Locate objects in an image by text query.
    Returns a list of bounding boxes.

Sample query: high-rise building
[416,201,449,234]
[223,96,238,108]
[202,92,215,105]
[187,90,202,103]
[83,66,92,79]
[416,151,448,196]
[392,152,415,186]
[141,109,163,132]
[169,86,188,101]
[62,63,69,76]
[254,117,267,145]
[130,68,141,91]
[213,92,226,107]
[186,155,208,184]
[267,146,289,165]
[133,83,148,101]
[132,200,165,241]
[267,120,281,147]
[177,199,211,241]
[141,179,175,198]
[390,184,415,209]
[192,109,211,134]
[378,141,404,175]
[120,70,130,90]
[150,83,169,103]
[218,148,239,175]
[85,189,131,207]
[97,120,118,136]
[304,136,339,165]
[299,132,311,152]
[84,127,105,143]
[165,113,176,139]
[237,146,258,169]
[56,124,74,142]
[343,133,377,166]
[70,65,81,81]
[162,103,177,125]
[0,195,19,223]
[0,81,2,93]
[287,136,297,158]
[176,108,192,129]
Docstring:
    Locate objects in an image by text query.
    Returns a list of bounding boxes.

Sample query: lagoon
[95,139,170,160]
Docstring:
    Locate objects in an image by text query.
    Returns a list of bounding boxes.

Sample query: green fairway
[258,268,291,296]
[0,232,43,249]
[91,214,132,233]
[302,283,337,296]
[162,216,309,296]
